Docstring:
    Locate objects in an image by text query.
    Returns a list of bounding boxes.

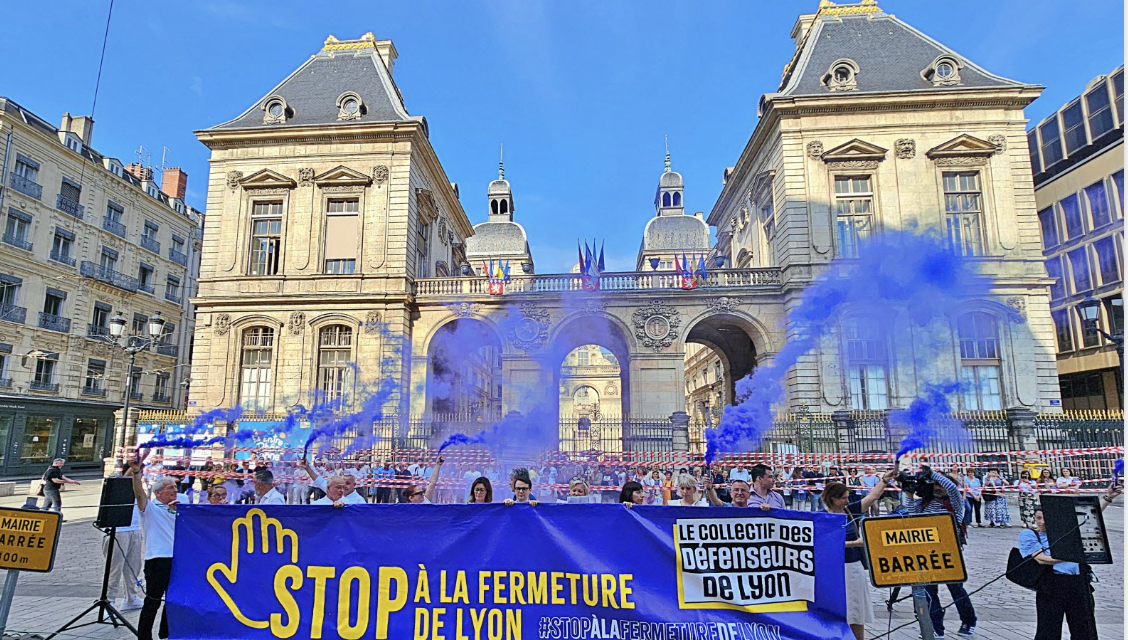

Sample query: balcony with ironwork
[129,391,144,401]
[81,385,106,397]
[0,304,27,324]
[38,312,71,333]
[138,282,155,295]
[1,233,32,252]
[165,290,182,304]
[87,323,110,338]
[56,193,84,219]
[8,172,42,200]
[168,248,188,266]
[155,343,178,357]
[102,216,127,238]
[29,379,59,393]
[80,261,139,292]
[152,392,172,403]
[140,235,161,254]
[48,249,76,267]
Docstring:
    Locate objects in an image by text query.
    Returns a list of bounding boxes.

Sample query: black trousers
[139,556,172,640]
[1035,573,1097,640]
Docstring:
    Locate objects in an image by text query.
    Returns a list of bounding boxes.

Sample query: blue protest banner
[167,505,851,640]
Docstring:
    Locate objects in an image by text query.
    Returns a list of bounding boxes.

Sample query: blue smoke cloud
[706,229,994,463]
[889,381,968,458]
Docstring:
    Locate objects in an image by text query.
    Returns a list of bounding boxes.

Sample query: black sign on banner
[1040,495,1112,565]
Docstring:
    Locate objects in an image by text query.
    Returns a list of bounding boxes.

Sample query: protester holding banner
[502,468,538,505]
[823,469,895,640]
[312,475,349,507]
[301,458,365,504]
[619,480,645,506]
[743,464,785,510]
[705,478,752,507]
[206,485,228,504]
[252,469,286,505]
[674,473,708,506]
[468,476,493,503]
[125,460,178,640]
[1019,483,1121,640]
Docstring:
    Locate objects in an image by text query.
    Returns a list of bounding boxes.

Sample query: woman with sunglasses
[403,455,447,504]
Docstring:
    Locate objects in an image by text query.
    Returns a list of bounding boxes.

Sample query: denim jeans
[40,488,62,512]
[919,581,977,635]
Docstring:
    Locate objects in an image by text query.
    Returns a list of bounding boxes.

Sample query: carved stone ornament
[214,313,231,336]
[288,311,306,335]
[373,165,389,184]
[298,168,315,187]
[989,135,1007,155]
[1006,297,1026,323]
[576,299,608,314]
[895,138,916,160]
[445,302,481,318]
[632,300,681,352]
[605,383,618,396]
[322,185,365,193]
[510,302,550,353]
[364,311,382,334]
[226,171,244,189]
[439,218,449,245]
[826,160,880,170]
[706,297,741,313]
[934,156,987,167]
[806,141,824,159]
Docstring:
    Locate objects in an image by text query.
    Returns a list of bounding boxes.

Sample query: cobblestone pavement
[0,481,1122,639]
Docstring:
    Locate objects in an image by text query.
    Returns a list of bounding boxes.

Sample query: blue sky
[1,1,1123,273]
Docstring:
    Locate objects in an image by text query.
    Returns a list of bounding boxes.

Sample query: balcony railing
[0,377,11,388]
[29,380,59,393]
[87,323,110,338]
[139,282,155,295]
[165,290,182,304]
[1,233,32,252]
[48,249,76,267]
[56,194,84,219]
[8,172,42,200]
[102,216,127,238]
[81,385,106,397]
[0,304,27,324]
[152,392,172,403]
[140,236,160,254]
[129,391,144,401]
[413,267,784,297]
[168,248,188,266]
[155,343,178,357]
[38,312,71,333]
[80,261,139,292]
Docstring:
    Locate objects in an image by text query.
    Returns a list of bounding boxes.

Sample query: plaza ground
[0,479,1122,639]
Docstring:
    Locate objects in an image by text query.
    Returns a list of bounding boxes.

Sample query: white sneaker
[120,597,145,611]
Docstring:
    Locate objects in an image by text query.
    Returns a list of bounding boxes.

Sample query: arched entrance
[550,315,632,453]
[426,318,505,421]
[683,313,763,450]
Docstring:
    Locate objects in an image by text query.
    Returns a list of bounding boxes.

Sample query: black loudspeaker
[96,477,135,529]
[1041,494,1113,565]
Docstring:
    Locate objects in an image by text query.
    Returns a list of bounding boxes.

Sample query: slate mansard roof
[207,37,410,130]
[641,215,710,252]
[465,221,530,257]
[778,9,1033,97]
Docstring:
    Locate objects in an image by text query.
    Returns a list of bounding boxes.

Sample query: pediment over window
[820,139,888,163]
[926,134,997,159]
[313,165,372,188]
[749,170,775,201]
[238,169,297,190]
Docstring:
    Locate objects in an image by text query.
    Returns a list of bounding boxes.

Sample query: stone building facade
[1029,66,1124,409]
[0,99,203,475]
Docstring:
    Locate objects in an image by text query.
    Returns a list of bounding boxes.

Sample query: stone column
[1006,406,1039,452]
[670,411,690,453]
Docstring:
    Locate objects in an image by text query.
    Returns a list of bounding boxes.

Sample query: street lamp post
[92,311,168,462]
[1076,296,1124,374]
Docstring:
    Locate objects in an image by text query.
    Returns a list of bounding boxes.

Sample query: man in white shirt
[729,464,751,484]
[125,460,178,640]
[312,475,349,507]
[253,469,286,505]
[301,459,365,504]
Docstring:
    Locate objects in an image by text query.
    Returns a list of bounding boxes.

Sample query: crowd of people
[37,453,1118,640]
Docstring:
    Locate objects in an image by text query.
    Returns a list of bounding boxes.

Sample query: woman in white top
[675,473,709,507]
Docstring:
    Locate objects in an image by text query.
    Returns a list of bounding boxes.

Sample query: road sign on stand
[861,512,967,588]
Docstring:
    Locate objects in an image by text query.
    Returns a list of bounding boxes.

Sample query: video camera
[895,463,935,498]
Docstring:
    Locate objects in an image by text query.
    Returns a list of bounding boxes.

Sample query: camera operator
[901,464,977,638]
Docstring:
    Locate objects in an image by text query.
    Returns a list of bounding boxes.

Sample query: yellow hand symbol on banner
[207,508,299,630]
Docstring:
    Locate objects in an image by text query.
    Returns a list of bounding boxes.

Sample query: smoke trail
[140,407,243,449]
[706,229,994,463]
[889,381,967,457]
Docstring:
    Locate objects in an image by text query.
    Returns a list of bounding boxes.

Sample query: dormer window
[262,96,290,124]
[922,55,963,87]
[823,59,859,92]
[62,133,82,154]
[336,92,365,121]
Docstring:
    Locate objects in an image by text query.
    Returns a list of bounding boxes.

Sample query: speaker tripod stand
[46,526,138,639]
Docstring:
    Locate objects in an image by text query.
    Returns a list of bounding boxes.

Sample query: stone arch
[307,312,362,331]
[424,316,506,416]
[548,313,634,447]
[682,311,773,408]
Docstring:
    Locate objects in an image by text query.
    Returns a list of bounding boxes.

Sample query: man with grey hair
[300,459,365,504]
[40,457,80,513]
[253,468,286,505]
[125,459,180,640]
[311,475,350,508]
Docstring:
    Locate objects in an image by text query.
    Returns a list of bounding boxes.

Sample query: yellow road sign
[861,513,966,587]
[0,507,62,572]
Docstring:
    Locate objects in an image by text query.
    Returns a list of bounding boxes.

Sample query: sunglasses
[406,492,424,498]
